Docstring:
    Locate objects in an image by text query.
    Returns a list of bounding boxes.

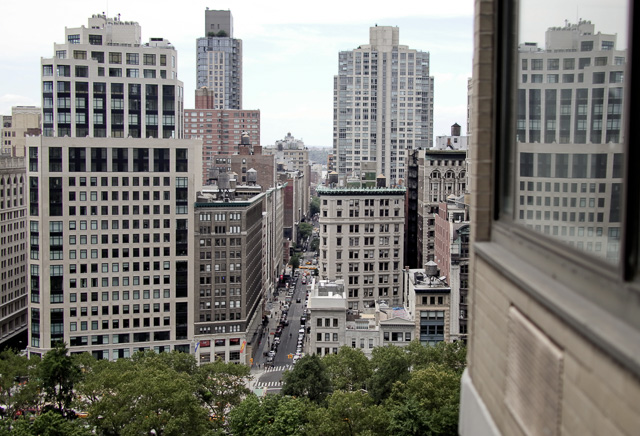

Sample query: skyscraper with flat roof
[28,15,202,360]
[196,9,242,109]
[41,14,183,140]
[333,26,434,186]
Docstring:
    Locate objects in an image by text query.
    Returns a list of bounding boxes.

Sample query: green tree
[0,349,42,419]
[322,346,372,392]
[39,343,82,414]
[298,222,313,240]
[228,394,312,436]
[195,360,251,428]
[367,345,410,404]
[281,354,332,404]
[310,237,319,252]
[306,390,388,436]
[77,351,212,436]
[289,254,300,269]
[310,196,320,216]
[386,365,462,435]
[405,340,467,373]
[0,410,92,436]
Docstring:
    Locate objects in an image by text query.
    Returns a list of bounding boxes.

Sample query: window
[474,0,640,413]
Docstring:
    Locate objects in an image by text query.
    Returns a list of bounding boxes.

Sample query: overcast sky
[0,0,626,147]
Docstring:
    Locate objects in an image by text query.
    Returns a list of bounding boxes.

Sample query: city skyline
[1,0,474,147]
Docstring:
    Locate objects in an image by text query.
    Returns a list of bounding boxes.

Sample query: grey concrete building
[333,26,434,186]
[0,157,28,347]
[193,182,284,364]
[197,9,242,110]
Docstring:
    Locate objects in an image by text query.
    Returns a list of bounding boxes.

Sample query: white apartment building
[308,279,414,358]
[317,186,405,310]
[26,137,201,359]
[197,9,242,110]
[0,157,28,347]
[41,14,183,139]
[516,20,626,262]
[333,26,434,186]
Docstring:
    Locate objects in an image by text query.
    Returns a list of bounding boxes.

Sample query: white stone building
[333,26,434,186]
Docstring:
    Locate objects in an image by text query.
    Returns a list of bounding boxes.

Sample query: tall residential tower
[333,26,434,186]
[196,9,242,109]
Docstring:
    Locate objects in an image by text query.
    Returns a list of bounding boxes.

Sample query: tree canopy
[0,340,465,436]
[310,196,320,216]
[298,222,313,241]
[281,354,332,404]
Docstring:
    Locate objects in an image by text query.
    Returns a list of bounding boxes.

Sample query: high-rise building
[433,198,470,342]
[1,107,41,157]
[27,15,202,359]
[192,177,284,364]
[405,146,467,268]
[317,183,405,310]
[0,157,28,347]
[333,26,434,186]
[41,14,183,140]
[184,106,260,184]
[26,136,201,359]
[197,9,242,109]
[264,132,311,221]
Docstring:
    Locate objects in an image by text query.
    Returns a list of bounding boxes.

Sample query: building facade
[317,185,405,310]
[308,279,414,358]
[193,188,268,364]
[1,107,41,157]
[433,199,469,342]
[183,107,260,184]
[41,14,183,140]
[403,268,453,345]
[333,26,434,186]
[405,148,467,268]
[196,9,242,109]
[460,2,640,435]
[26,136,201,359]
[0,157,28,347]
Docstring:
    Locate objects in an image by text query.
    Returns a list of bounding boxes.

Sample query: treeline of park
[0,340,465,435]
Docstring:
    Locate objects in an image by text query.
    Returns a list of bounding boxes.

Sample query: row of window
[522,71,623,84]
[55,47,170,67]
[521,55,624,71]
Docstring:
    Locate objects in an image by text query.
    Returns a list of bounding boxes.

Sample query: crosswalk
[254,380,283,388]
[263,364,292,372]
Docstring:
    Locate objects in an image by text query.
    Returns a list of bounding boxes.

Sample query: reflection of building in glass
[516,20,625,261]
